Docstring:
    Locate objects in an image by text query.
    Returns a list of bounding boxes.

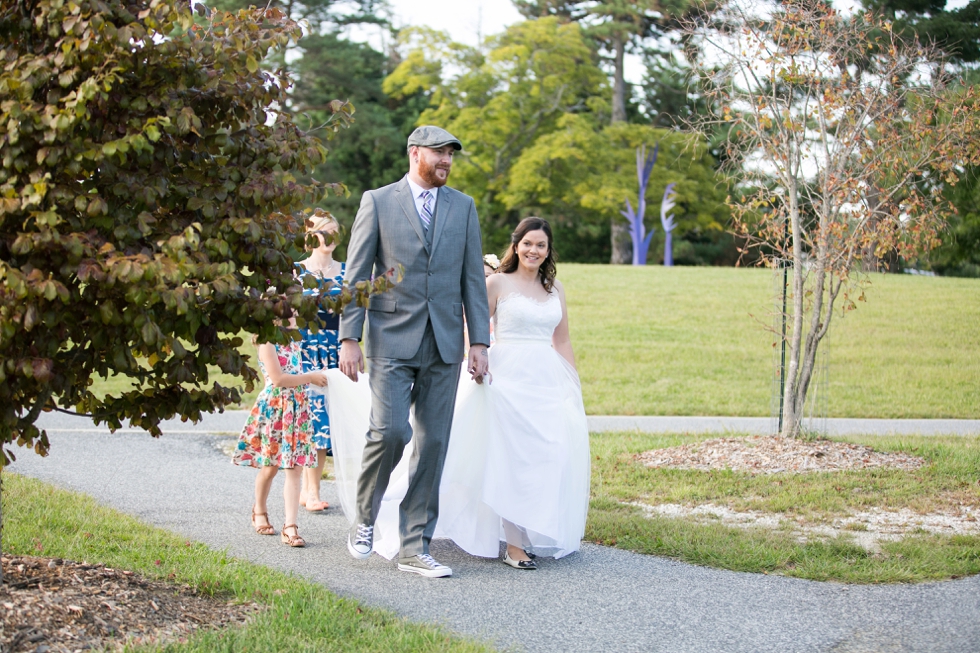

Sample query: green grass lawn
[560,265,980,418]
[1,473,491,652]
[88,265,980,419]
[587,431,980,583]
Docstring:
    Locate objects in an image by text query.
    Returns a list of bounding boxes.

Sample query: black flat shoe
[503,551,538,570]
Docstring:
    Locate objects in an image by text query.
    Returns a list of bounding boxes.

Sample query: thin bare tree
[684,0,980,436]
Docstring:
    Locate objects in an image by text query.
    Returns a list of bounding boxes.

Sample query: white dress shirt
[406,177,439,224]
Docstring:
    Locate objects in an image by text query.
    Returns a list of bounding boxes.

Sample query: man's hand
[339,339,364,382]
[467,345,490,385]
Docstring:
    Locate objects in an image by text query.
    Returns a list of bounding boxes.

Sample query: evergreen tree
[862,0,980,64]
[290,33,426,252]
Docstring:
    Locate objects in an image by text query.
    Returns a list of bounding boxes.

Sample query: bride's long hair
[498,217,558,292]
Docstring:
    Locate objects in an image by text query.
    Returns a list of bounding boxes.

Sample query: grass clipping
[635,435,926,474]
[1,555,261,652]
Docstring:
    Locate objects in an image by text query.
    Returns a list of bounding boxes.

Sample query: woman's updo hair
[305,209,342,249]
[307,209,340,233]
[498,216,557,292]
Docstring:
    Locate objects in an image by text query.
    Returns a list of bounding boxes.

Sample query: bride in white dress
[326,217,590,569]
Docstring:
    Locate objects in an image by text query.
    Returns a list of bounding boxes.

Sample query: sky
[385,0,525,46]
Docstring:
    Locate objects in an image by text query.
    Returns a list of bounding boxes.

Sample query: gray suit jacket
[339,176,491,364]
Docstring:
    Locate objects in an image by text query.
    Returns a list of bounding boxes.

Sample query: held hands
[467,345,490,385]
[339,339,364,382]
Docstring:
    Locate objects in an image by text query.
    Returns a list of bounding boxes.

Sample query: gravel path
[7,412,980,653]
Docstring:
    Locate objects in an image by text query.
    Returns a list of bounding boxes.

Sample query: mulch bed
[0,555,262,653]
[636,435,926,474]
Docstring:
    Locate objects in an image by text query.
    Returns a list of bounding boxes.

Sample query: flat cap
[407,125,462,151]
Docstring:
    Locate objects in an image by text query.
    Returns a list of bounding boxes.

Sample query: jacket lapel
[429,187,453,255]
[395,176,428,253]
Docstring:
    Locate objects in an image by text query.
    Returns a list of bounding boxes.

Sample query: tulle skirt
[326,339,590,560]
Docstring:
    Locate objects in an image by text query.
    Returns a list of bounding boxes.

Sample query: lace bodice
[493,292,562,344]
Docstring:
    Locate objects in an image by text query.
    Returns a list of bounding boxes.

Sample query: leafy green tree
[0,0,392,471]
[502,114,728,262]
[385,18,608,252]
[515,0,692,123]
[515,1,704,262]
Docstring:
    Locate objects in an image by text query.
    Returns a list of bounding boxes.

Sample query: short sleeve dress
[298,263,345,454]
[233,341,317,470]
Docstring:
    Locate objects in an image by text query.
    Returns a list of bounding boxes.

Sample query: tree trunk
[861,241,881,272]
[664,231,673,266]
[610,220,632,264]
[611,33,627,124]
[794,265,828,430]
[781,183,805,438]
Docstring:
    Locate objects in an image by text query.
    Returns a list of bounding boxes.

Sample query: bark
[781,179,805,438]
[794,267,827,426]
[610,220,633,264]
[608,32,629,265]
[611,33,627,124]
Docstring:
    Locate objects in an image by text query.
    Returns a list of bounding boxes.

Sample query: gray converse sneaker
[397,554,452,578]
[347,523,374,560]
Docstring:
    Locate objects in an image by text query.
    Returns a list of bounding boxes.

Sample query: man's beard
[418,156,451,187]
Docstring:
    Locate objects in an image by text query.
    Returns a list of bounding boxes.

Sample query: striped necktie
[419,190,433,232]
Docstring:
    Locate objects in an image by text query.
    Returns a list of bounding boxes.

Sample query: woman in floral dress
[234,335,326,547]
[296,210,345,512]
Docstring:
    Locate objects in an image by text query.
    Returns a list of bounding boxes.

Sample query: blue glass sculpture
[621,144,657,265]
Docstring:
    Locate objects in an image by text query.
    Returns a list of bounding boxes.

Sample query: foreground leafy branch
[0,0,387,465]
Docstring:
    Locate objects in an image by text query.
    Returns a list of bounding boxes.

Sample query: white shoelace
[417,554,446,569]
[354,524,373,545]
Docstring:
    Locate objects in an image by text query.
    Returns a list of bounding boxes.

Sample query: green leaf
[141,321,158,346]
[246,55,258,73]
[35,210,61,227]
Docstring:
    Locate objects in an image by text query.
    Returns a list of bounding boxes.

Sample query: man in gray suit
[338,126,491,578]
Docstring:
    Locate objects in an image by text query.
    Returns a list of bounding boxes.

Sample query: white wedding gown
[326,291,590,559]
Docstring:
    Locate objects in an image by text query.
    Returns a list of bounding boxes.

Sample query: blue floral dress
[233,341,317,469]
[298,263,344,454]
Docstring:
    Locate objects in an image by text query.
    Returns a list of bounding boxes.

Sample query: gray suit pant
[356,321,462,558]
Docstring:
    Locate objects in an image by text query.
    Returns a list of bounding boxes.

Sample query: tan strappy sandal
[251,506,275,536]
[281,524,306,548]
